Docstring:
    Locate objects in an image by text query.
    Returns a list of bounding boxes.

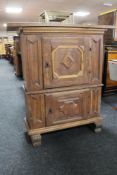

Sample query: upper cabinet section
[20,27,104,92]
[43,36,91,89]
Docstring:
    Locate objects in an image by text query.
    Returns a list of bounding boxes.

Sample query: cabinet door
[25,94,45,129]
[21,35,43,91]
[45,89,91,126]
[43,36,91,89]
[90,36,103,84]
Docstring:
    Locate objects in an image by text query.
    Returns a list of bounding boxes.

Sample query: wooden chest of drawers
[19,26,105,146]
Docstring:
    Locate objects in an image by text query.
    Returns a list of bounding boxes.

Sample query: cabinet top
[7,22,115,32]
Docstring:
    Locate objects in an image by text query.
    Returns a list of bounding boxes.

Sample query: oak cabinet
[20,26,105,146]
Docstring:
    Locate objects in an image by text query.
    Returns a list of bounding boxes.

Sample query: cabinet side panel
[91,36,103,84]
[91,87,101,116]
[20,34,43,91]
[25,93,45,129]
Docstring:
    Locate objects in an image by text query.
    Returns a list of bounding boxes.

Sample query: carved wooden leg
[89,119,102,133]
[30,134,42,147]
[94,122,102,133]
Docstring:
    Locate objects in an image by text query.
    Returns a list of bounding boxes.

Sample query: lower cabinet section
[25,87,102,146]
[25,87,101,130]
[45,89,91,126]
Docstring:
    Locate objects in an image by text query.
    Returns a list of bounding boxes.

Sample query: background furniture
[98,9,117,44]
[19,25,105,146]
[13,36,23,77]
[0,36,14,59]
[102,49,117,95]
[109,60,117,81]
[98,10,117,95]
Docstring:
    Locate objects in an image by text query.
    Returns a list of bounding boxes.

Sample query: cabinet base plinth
[24,117,102,147]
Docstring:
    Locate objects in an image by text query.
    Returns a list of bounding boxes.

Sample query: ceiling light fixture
[73,11,90,17]
[103,3,112,6]
[3,23,7,27]
[5,7,22,14]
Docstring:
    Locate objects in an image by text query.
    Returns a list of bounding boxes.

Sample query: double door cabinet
[20,27,105,146]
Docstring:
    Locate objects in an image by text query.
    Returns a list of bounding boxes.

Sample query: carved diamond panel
[52,45,84,79]
[62,55,74,69]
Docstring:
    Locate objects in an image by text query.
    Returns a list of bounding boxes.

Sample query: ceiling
[0,0,117,33]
